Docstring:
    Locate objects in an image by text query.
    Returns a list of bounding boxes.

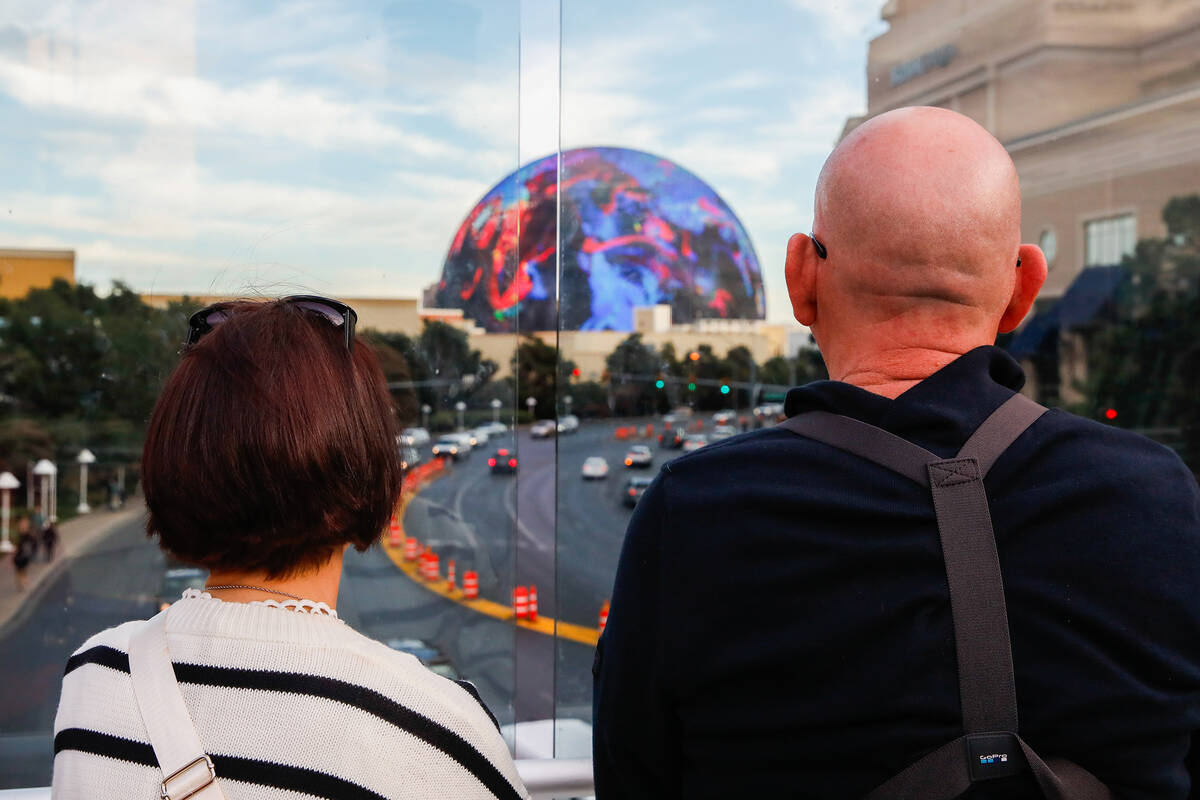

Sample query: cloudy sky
[0,0,886,323]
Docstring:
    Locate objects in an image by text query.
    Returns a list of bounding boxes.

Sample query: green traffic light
[688,382,697,391]
[720,385,730,394]
[655,380,665,389]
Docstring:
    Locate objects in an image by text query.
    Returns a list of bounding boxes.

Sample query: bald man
[592,108,1200,799]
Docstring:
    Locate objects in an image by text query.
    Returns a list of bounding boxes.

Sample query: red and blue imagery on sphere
[434,147,765,332]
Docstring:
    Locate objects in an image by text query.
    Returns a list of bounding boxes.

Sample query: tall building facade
[845,0,1200,300]
[0,249,75,300]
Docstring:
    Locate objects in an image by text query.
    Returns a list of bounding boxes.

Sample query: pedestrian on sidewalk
[12,515,36,592]
[40,518,58,561]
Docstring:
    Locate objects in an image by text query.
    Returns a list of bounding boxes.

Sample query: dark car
[489,447,518,474]
[658,429,685,449]
[623,476,654,507]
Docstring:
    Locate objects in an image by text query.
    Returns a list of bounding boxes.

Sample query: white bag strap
[128,610,228,800]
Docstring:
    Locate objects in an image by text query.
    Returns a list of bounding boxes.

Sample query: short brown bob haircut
[143,299,403,578]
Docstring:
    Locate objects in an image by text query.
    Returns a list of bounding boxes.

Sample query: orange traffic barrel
[447,559,457,591]
[528,585,539,622]
[645,424,653,437]
[463,571,479,599]
[513,586,529,620]
[599,600,610,633]
[404,536,419,561]
[388,515,402,547]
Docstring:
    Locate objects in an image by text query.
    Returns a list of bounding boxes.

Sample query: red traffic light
[1104,408,1118,420]
[571,367,581,377]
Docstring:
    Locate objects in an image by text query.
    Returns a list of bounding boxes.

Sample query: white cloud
[789,0,889,41]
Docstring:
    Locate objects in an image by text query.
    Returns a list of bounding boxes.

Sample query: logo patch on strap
[967,733,1026,782]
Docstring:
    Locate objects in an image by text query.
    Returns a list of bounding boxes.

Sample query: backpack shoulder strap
[780,394,1109,800]
[776,410,937,487]
[128,611,228,800]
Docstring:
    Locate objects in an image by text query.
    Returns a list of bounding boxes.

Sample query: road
[0,418,670,788]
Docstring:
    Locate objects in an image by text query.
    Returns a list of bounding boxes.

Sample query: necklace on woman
[187,585,341,620]
[205,584,307,601]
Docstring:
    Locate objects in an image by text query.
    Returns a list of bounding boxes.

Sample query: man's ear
[785,233,820,326]
[998,243,1048,333]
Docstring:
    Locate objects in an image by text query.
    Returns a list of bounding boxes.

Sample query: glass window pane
[0,1,522,788]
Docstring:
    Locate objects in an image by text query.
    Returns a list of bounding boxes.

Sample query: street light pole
[33,459,56,522]
[77,449,96,514]
[525,396,537,421]
[421,404,431,430]
[563,395,573,418]
[0,471,18,553]
[455,401,467,431]
[491,398,501,423]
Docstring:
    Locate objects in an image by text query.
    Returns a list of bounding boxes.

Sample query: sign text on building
[890,44,958,87]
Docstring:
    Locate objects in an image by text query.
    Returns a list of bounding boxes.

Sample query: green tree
[515,335,575,419]
[605,334,661,416]
[1081,194,1200,472]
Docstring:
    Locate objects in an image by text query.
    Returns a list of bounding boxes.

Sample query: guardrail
[0,758,595,800]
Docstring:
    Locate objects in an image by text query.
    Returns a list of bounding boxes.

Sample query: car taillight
[628,488,636,496]
[488,458,497,467]
[508,459,517,468]
[625,459,632,466]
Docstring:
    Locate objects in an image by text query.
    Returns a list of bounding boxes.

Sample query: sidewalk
[0,502,146,633]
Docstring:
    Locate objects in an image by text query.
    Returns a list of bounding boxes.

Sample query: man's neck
[830,346,973,399]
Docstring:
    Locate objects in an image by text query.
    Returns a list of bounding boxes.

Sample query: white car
[447,432,474,453]
[400,427,431,447]
[479,421,507,436]
[581,456,610,480]
[710,425,738,442]
[557,414,580,434]
[431,439,462,460]
[530,420,557,438]
[623,445,653,468]
[682,434,708,452]
[471,428,490,446]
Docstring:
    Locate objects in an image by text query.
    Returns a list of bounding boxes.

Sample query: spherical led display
[434,147,765,332]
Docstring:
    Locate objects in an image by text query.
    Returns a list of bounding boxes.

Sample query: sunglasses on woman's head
[185,295,358,352]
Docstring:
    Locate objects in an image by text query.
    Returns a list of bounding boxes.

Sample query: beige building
[144,294,421,334]
[461,304,798,380]
[0,248,75,299]
[846,0,1200,300]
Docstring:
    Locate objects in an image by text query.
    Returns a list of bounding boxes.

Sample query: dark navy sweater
[593,347,1200,799]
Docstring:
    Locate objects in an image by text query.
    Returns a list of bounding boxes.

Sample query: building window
[1084,214,1136,266]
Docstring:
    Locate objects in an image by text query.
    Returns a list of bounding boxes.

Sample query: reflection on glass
[0,0,522,788]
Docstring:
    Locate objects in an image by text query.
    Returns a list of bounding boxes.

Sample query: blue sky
[0,0,885,323]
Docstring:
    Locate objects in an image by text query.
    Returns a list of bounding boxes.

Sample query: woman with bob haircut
[52,296,528,800]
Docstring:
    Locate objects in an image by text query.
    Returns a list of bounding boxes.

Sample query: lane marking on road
[387,461,600,648]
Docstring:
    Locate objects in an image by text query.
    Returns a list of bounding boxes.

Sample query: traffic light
[655,379,665,389]
[1104,408,1118,421]
[687,382,697,391]
[571,367,581,378]
[689,351,700,362]
[720,384,730,395]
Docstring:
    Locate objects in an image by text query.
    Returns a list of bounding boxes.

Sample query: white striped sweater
[52,595,529,800]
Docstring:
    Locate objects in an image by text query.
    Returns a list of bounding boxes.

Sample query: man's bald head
[817,106,1021,315]
[787,107,1044,395]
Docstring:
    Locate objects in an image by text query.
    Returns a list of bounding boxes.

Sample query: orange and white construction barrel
[388,515,402,548]
[528,585,538,622]
[513,586,529,620]
[463,571,479,599]
[599,600,610,634]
